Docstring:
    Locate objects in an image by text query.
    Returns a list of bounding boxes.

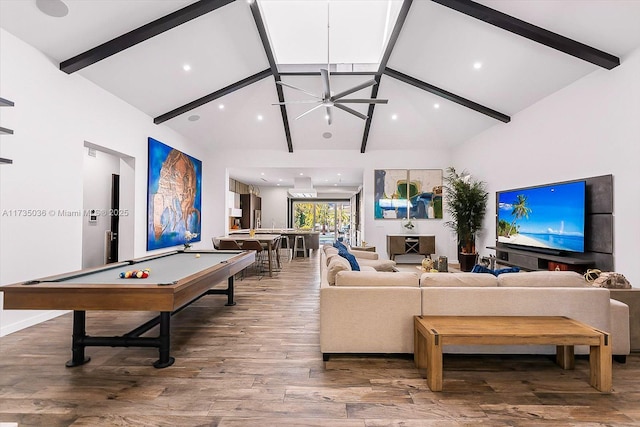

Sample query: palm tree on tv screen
[509,194,532,236]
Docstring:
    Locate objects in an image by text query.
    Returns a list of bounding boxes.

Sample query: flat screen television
[496,180,586,253]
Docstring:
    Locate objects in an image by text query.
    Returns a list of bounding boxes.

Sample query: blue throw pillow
[333,241,348,252]
[338,249,360,271]
[471,264,496,276]
[494,266,520,275]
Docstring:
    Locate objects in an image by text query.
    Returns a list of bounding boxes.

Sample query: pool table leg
[153,311,175,369]
[65,310,91,367]
[226,276,236,306]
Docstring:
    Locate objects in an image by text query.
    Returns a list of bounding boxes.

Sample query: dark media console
[488,245,592,272]
[489,174,614,272]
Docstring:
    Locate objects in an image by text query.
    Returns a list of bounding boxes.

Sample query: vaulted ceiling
[2,0,640,186]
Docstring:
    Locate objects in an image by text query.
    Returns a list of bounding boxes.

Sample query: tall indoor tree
[443,167,489,271]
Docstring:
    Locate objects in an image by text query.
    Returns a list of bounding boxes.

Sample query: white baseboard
[0,310,68,337]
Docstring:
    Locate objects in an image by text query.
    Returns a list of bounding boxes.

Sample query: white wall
[0,29,212,335]
[453,46,640,285]
[258,186,289,229]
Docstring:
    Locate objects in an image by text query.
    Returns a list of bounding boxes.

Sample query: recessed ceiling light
[36,0,68,17]
[337,173,341,176]
[218,104,225,110]
[188,114,200,121]
[276,183,280,186]
[334,183,338,186]
[299,173,304,176]
[278,178,283,182]
[183,64,191,72]
[257,115,263,121]
[391,114,398,120]
[473,62,482,70]
[433,103,440,109]
[322,132,332,139]
[260,172,265,176]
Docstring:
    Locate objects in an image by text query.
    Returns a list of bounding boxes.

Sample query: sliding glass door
[292,200,352,245]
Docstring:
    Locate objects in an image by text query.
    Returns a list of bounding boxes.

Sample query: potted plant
[443,167,488,272]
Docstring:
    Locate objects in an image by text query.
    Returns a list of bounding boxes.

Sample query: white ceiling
[2,0,640,190]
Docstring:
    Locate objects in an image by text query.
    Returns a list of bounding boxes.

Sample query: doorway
[82,143,135,269]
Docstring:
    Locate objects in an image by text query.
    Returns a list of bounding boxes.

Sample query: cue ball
[195,254,201,258]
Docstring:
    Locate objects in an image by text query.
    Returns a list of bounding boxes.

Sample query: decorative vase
[421,257,434,271]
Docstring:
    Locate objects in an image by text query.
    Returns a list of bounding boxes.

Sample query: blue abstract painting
[147,137,202,250]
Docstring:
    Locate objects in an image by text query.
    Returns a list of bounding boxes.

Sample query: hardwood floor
[1,251,639,426]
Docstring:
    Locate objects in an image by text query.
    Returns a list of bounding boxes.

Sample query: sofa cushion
[357,258,397,272]
[349,249,379,260]
[497,270,587,287]
[327,256,351,285]
[324,246,340,266]
[420,272,497,287]
[335,271,419,287]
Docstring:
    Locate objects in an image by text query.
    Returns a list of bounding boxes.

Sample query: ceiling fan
[273,71,388,125]
[271,2,388,125]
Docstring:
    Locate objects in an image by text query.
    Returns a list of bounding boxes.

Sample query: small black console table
[487,246,593,272]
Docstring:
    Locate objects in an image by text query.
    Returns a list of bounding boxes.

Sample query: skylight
[258,0,403,72]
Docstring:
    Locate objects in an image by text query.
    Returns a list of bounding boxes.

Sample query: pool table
[2,250,254,368]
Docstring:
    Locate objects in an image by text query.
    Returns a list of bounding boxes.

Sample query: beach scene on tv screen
[497,181,585,253]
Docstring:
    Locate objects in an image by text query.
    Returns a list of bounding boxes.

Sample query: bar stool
[293,235,307,258]
[280,235,292,262]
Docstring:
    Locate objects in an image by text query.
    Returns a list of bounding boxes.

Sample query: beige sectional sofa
[319,245,630,361]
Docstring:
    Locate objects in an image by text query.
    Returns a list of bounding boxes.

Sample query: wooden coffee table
[414,315,612,392]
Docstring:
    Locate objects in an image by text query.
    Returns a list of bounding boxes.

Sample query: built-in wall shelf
[1,97,15,165]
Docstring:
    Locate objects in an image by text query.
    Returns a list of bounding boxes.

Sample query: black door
[107,174,119,263]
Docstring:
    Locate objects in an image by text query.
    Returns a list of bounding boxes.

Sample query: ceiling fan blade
[271,100,323,105]
[320,69,331,100]
[295,103,325,120]
[326,106,332,126]
[330,79,377,101]
[276,81,322,99]
[334,98,389,104]
[333,103,368,120]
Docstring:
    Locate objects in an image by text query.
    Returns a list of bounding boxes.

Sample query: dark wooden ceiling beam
[384,67,510,123]
[60,0,234,74]
[432,0,620,70]
[360,0,413,153]
[154,69,272,124]
[250,1,293,153]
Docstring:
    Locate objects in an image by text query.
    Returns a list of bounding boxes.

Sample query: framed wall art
[147,137,202,250]
[374,169,442,220]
